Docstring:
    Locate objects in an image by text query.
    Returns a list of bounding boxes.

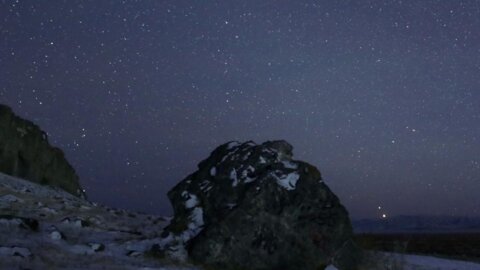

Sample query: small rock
[0,246,32,258]
[73,219,89,228]
[144,244,164,258]
[61,217,72,224]
[50,230,65,240]
[126,250,142,257]
[19,217,39,231]
[0,194,24,203]
[0,215,39,231]
[20,187,32,193]
[88,243,105,252]
[41,207,57,214]
[62,217,88,227]
[87,216,101,226]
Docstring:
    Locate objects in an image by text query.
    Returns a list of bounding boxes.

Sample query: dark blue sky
[1,0,479,218]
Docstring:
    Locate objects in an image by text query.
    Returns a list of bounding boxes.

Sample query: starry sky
[1,0,479,219]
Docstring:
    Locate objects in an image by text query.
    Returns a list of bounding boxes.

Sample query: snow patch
[282,160,298,169]
[275,172,300,191]
[245,141,256,146]
[180,207,205,242]
[241,165,256,183]
[230,169,239,187]
[226,203,237,209]
[183,193,199,209]
[210,166,216,176]
[385,252,480,270]
[188,207,204,230]
[226,141,240,150]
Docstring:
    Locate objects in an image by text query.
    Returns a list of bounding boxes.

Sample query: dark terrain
[356,233,480,263]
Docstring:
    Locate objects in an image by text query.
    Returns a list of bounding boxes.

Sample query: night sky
[1,0,479,219]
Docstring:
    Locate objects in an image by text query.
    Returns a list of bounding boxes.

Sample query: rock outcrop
[165,140,361,270]
[0,104,84,197]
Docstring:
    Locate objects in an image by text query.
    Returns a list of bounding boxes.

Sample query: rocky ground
[2,169,479,270]
[0,172,198,270]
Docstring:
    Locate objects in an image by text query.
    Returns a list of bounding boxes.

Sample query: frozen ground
[397,253,480,270]
[0,172,198,270]
[1,172,479,269]
[326,253,480,269]
[362,252,480,270]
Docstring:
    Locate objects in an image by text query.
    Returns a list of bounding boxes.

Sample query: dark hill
[0,104,84,197]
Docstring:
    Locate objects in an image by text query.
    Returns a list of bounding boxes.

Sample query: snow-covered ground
[1,171,479,270]
[0,172,199,270]
[363,252,480,270]
[398,253,480,270]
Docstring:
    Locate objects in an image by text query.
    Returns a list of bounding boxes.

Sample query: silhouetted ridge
[0,104,84,197]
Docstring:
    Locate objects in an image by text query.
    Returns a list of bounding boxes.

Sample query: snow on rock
[242,151,251,160]
[178,192,205,242]
[226,203,237,209]
[188,207,204,231]
[209,166,216,176]
[165,140,361,269]
[230,168,239,187]
[226,141,241,150]
[241,165,256,183]
[282,160,298,169]
[325,265,338,270]
[274,172,300,190]
[165,241,189,262]
[178,207,205,243]
[182,192,199,209]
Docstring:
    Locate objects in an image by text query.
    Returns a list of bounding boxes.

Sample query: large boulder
[165,140,361,270]
[0,104,84,197]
